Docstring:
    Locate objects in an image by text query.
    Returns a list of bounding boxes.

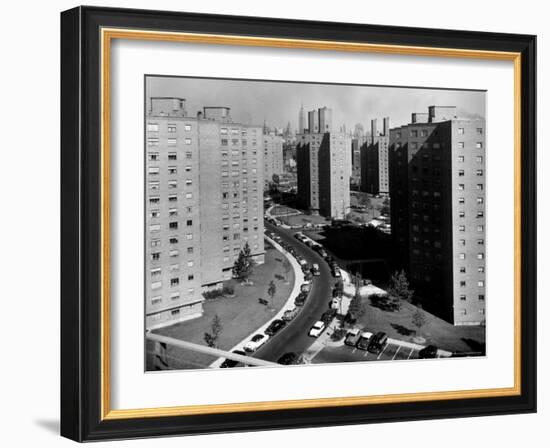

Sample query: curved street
[253,221,337,363]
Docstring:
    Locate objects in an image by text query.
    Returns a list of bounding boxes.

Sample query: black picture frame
[61,5,536,442]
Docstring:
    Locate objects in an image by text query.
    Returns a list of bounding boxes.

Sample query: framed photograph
[60,6,537,441]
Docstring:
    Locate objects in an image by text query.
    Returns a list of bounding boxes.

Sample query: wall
[0,1,546,447]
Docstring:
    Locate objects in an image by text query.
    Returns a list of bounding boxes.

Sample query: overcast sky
[146,76,485,132]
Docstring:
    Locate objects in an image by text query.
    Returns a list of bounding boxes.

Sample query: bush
[330,328,346,341]
[202,289,224,300]
[222,284,235,296]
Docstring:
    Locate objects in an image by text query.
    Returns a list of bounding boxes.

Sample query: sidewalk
[209,235,305,367]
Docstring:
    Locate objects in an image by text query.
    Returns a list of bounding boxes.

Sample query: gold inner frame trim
[100,27,522,421]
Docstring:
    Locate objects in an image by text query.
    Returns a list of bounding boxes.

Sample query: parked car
[419,345,439,359]
[300,283,312,293]
[367,332,388,354]
[308,320,326,337]
[243,334,268,353]
[220,350,246,368]
[304,271,314,281]
[311,263,320,276]
[282,307,300,322]
[277,352,299,365]
[265,319,286,336]
[321,308,337,324]
[294,292,308,306]
[330,297,341,310]
[331,267,341,278]
[301,263,311,273]
[356,331,374,350]
[344,329,362,346]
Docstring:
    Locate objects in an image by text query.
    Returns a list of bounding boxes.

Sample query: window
[476,156,483,163]
[185,180,192,186]
[187,247,194,254]
[477,197,484,204]
[185,152,192,159]
[460,295,466,301]
[150,252,160,261]
[147,123,159,132]
[169,222,178,229]
[167,138,177,146]
[151,281,162,290]
[478,281,485,287]
[168,180,177,189]
[185,138,192,145]
[185,192,193,199]
[476,169,484,176]
[167,124,176,133]
[171,309,180,316]
[170,264,179,272]
[459,239,466,246]
[151,296,162,305]
[420,129,428,137]
[151,267,161,277]
[477,183,484,190]
[460,267,466,273]
[151,239,161,248]
[457,142,465,149]
[458,184,464,190]
[477,239,485,245]
[458,197,465,204]
[458,155,465,162]
[410,130,418,137]
[477,253,485,260]
[184,124,192,131]
[479,294,485,301]
[149,196,160,205]
[170,292,180,301]
[149,181,160,190]
[148,152,159,161]
[170,278,179,287]
[147,137,159,146]
[478,266,485,273]
[459,225,466,232]
[169,208,178,217]
[476,142,483,148]
[187,260,194,267]
[169,237,178,244]
[220,128,228,135]
[186,219,193,227]
[185,165,192,172]
[168,166,177,175]
[149,224,160,232]
[148,167,159,175]
[477,211,484,218]
[458,170,465,177]
[168,195,177,202]
[458,127,464,134]
[169,249,179,257]
[168,152,177,161]
[187,274,194,281]
[477,225,484,232]
[459,253,466,260]
[186,234,193,240]
[459,211,465,218]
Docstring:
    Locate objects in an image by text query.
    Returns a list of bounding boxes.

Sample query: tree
[272,173,280,184]
[380,197,390,215]
[346,275,365,324]
[387,270,414,310]
[412,307,427,330]
[203,314,223,348]
[267,279,276,308]
[232,242,255,284]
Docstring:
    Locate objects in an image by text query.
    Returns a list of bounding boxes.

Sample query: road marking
[351,348,356,354]
[363,351,369,357]
[407,347,415,359]
[392,345,401,360]
[377,344,389,360]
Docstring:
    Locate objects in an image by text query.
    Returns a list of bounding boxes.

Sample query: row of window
[147,137,193,146]
[148,180,193,189]
[149,220,193,232]
[149,193,194,204]
[395,127,483,139]
[148,152,195,163]
[459,280,485,288]
[458,253,485,260]
[150,289,197,306]
[459,294,485,302]
[147,123,192,133]
[221,139,257,147]
[151,239,195,251]
[149,207,192,218]
[458,169,484,176]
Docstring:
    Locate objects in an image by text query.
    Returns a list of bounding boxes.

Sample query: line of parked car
[293,232,341,278]
[344,329,388,354]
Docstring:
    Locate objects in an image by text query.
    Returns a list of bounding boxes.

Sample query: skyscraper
[296,106,351,218]
[389,106,486,325]
[360,117,390,195]
[298,103,306,134]
[145,98,265,330]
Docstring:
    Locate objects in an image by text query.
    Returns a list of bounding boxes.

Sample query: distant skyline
[146,76,485,132]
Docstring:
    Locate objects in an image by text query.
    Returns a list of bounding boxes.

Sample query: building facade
[389,106,486,325]
[145,97,265,330]
[360,117,390,195]
[263,132,284,184]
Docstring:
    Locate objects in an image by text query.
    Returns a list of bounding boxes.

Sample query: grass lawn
[270,205,300,216]
[278,213,330,227]
[355,297,485,353]
[150,245,295,370]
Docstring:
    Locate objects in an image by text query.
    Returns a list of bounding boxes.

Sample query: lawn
[150,245,295,370]
[277,213,330,227]
[270,205,300,216]
[355,297,485,353]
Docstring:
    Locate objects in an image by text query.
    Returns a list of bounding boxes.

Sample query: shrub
[330,328,346,341]
[222,284,235,296]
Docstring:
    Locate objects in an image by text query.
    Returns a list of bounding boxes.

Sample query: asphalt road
[253,221,337,363]
[312,341,420,365]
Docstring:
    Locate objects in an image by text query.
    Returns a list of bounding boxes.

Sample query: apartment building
[263,132,284,184]
[389,106,486,325]
[296,106,351,218]
[145,97,265,330]
[360,117,390,195]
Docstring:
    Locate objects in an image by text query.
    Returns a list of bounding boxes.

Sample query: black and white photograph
[144,76,487,371]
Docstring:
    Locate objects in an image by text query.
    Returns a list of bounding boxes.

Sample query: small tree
[267,279,276,308]
[232,242,255,284]
[203,314,223,348]
[346,278,365,324]
[412,307,427,330]
[387,270,414,309]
